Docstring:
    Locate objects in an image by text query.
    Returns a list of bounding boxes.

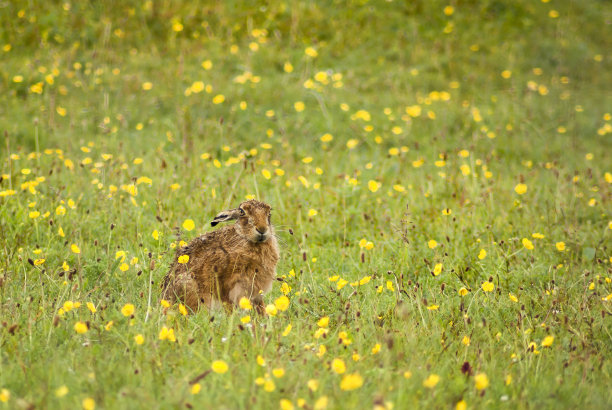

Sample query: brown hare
[161,199,279,313]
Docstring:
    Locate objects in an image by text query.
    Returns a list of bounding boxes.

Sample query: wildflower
[427,305,439,310]
[340,373,363,391]
[280,399,294,410]
[86,302,96,313]
[191,383,201,395]
[522,238,534,250]
[74,321,88,334]
[308,209,318,217]
[462,336,470,346]
[71,244,81,254]
[121,304,135,317]
[514,183,527,195]
[433,263,443,276]
[134,334,145,345]
[509,293,518,302]
[320,133,333,142]
[482,281,494,292]
[308,379,319,391]
[314,396,328,410]
[158,326,176,342]
[178,304,188,316]
[305,47,318,57]
[368,180,380,192]
[541,335,554,347]
[265,304,278,316]
[478,249,487,260]
[213,94,225,104]
[317,317,329,328]
[82,398,95,410]
[272,368,285,378]
[371,343,381,354]
[119,263,129,272]
[55,386,68,397]
[0,389,9,403]
[178,255,189,264]
[458,288,468,296]
[239,297,252,310]
[182,219,195,231]
[275,296,289,311]
[211,360,229,374]
[474,373,489,390]
[331,358,346,374]
[423,374,440,388]
[428,239,438,249]
[555,242,565,251]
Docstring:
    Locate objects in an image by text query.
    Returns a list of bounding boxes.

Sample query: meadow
[0,1,611,409]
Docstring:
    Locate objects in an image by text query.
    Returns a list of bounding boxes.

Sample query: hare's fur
[161,200,279,313]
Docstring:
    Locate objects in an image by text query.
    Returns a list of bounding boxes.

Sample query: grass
[1,0,611,408]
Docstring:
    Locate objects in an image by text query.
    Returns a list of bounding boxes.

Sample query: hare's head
[211,200,273,243]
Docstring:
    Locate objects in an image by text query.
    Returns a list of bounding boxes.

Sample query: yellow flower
[427,305,439,310]
[509,293,518,302]
[178,255,190,264]
[213,94,225,104]
[237,297,252,310]
[340,373,363,391]
[428,239,438,249]
[458,287,468,296]
[462,336,470,346]
[182,219,195,231]
[541,335,554,347]
[87,302,97,313]
[121,303,135,317]
[456,400,467,410]
[152,230,160,240]
[442,208,452,216]
[55,385,69,397]
[134,334,145,345]
[514,183,527,195]
[331,358,346,374]
[317,316,329,328]
[320,133,333,142]
[265,304,278,316]
[423,374,440,388]
[158,326,176,342]
[274,296,289,311]
[367,180,380,192]
[308,209,318,217]
[294,101,305,112]
[305,46,318,57]
[478,249,487,260]
[474,373,489,390]
[280,399,294,410]
[433,263,443,276]
[308,379,319,391]
[82,398,95,410]
[211,360,229,374]
[282,324,292,336]
[371,343,381,354]
[191,383,201,395]
[74,321,88,334]
[119,263,129,272]
[482,281,494,292]
[71,244,81,254]
[522,238,534,250]
[272,368,285,378]
[555,242,565,251]
[179,304,188,316]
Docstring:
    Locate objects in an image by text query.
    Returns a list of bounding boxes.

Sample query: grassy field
[1,1,611,409]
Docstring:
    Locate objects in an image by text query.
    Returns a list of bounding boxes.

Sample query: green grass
[1,1,611,409]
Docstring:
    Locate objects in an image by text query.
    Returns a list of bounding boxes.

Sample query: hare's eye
[239,209,246,216]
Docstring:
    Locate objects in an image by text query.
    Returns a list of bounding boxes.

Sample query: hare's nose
[256,227,267,234]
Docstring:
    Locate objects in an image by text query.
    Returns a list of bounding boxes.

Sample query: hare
[161,199,279,313]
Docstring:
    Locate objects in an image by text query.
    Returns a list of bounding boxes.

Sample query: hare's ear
[211,208,243,226]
